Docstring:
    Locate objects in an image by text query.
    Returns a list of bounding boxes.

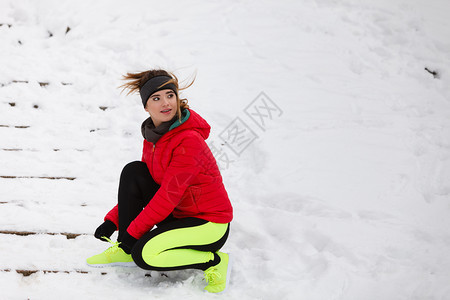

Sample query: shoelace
[102,236,121,256]
[204,267,222,284]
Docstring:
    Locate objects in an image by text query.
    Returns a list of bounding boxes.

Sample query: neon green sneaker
[204,252,231,293]
[86,237,136,267]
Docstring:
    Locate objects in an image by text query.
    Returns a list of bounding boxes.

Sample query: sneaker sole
[86,261,137,268]
[219,253,232,294]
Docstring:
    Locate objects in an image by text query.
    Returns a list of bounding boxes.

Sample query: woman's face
[144,89,178,127]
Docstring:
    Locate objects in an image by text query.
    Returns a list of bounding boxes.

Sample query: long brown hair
[119,69,194,120]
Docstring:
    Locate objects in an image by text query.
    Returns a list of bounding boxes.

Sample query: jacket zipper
[151,143,156,175]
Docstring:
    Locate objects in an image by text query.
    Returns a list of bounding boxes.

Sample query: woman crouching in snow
[86,69,233,293]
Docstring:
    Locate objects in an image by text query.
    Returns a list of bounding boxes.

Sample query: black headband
[139,75,178,107]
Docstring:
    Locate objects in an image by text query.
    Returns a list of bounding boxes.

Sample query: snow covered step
[0,193,113,231]
[0,233,198,300]
[2,268,108,277]
[0,233,101,271]
[0,269,177,300]
[0,233,171,279]
[0,202,98,234]
[0,127,105,151]
[0,99,111,119]
[0,99,115,138]
[0,176,117,204]
[0,233,158,279]
[0,230,83,239]
[0,180,119,235]
[0,148,87,178]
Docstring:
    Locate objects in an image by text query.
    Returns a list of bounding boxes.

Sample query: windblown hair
[119,69,194,119]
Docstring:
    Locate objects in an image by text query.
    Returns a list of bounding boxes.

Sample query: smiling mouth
[161,109,172,113]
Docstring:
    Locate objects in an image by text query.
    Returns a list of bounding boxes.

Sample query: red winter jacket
[105,109,233,239]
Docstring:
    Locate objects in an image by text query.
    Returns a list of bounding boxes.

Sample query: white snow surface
[1,0,450,299]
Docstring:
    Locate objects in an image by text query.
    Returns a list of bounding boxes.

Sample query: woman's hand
[94,220,117,242]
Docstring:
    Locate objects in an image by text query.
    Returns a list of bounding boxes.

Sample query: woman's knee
[131,241,158,270]
[121,161,147,178]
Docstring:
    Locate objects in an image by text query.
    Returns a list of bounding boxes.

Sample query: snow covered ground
[1,0,450,299]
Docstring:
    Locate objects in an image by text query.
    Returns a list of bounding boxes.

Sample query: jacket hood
[166,109,211,140]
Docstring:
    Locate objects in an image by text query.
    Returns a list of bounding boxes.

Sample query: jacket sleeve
[126,133,206,239]
[104,204,119,228]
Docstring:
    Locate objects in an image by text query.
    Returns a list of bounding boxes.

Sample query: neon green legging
[131,218,230,271]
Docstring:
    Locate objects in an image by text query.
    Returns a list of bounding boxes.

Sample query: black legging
[116,161,229,271]
[117,161,160,242]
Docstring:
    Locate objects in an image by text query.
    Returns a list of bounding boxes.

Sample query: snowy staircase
[0,79,129,277]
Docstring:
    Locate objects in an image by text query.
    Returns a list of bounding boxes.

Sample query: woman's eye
[168,93,174,98]
[153,97,160,101]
